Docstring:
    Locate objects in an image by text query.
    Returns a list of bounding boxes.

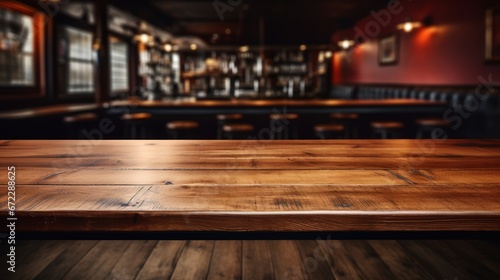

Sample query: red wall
[332,0,500,85]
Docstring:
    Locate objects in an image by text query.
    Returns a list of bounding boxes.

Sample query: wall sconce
[190,43,198,51]
[337,39,355,50]
[397,17,432,33]
[397,20,422,33]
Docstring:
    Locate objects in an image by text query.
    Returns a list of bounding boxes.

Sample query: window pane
[110,40,129,92]
[66,27,92,61]
[0,8,34,86]
[65,27,93,94]
[69,61,93,93]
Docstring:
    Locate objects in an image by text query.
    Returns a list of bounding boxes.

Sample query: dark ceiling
[113,0,389,45]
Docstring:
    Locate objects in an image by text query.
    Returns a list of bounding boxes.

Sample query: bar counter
[108,98,447,115]
[0,98,447,120]
[1,140,499,234]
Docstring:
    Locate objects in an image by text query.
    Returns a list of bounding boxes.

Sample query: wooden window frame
[0,1,46,100]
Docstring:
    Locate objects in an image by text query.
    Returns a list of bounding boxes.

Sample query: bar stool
[416,119,451,139]
[216,114,243,139]
[269,113,299,139]
[166,121,199,139]
[330,113,359,138]
[371,121,404,139]
[121,113,152,139]
[63,112,99,139]
[222,123,254,139]
[314,124,345,139]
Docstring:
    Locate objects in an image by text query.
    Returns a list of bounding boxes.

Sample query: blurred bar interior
[0,0,499,140]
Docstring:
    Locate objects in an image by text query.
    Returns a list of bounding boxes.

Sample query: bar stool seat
[371,121,404,139]
[314,124,345,139]
[416,119,450,127]
[166,121,199,139]
[63,112,98,124]
[121,113,152,121]
[270,113,299,139]
[217,114,243,139]
[167,121,199,130]
[222,123,254,139]
[63,112,99,139]
[330,113,360,138]
[416,118,451,139]
[217,114,243,121]
[270,113,299,120]
[330,113,359,120]
[121,113,152,139]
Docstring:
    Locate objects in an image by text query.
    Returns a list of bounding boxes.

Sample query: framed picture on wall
[378,34,399,65]
[486,5,500,62]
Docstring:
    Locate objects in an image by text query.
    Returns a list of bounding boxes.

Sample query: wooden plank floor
[1,240,498,279]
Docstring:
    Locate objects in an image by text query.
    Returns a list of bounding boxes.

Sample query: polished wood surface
[270,113,299,120]
[166,121,199,130]
[216,113,243,120]
[371,121,405,129]
[120,112,153,121]
[330,113,360,120]
[222,123,255,132]
[63,112,99,123]
[0,140,499,232]
[111,98,446,108]
[0,104,99,119]
[416,118,451,127]
[314,124,345,132]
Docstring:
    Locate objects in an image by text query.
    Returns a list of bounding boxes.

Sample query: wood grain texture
[0,140,499,232]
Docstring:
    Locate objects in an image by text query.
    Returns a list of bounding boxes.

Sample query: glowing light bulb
[140,34,150,43]
[164,44,173,52]
[404,22,413,33]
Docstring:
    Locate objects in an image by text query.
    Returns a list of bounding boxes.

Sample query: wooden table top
[1,140,499,232]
